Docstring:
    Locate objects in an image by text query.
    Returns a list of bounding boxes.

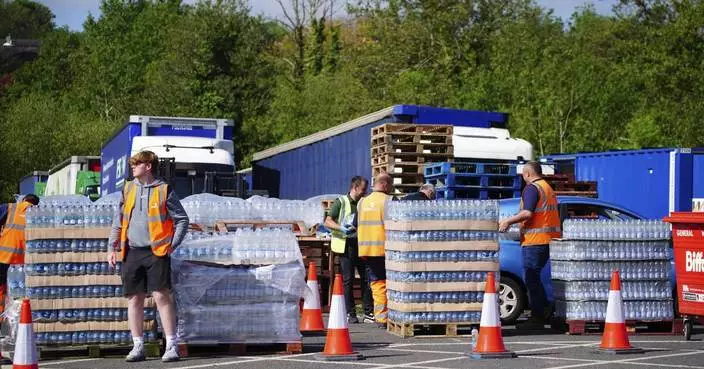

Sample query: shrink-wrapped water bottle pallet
[25,227,111,241]
[387,301,482,312]
[550,317,683,336]
[176,341,302,358]
[37,341,162,359]
[386,319,477,338]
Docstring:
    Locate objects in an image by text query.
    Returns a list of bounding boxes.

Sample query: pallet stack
[550,220,676,335]
[544,174,598,198]
[383,200,499,337]
[371,123,453,196]
[172,229,306,357]
[23,225,157,350]
[424,162,521,200]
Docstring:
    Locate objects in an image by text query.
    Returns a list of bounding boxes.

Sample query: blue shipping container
[541,148,703,219]
[252,105,508,199]
[101,115,234,195]
[18,171,48,196]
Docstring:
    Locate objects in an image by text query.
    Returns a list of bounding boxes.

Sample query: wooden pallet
[38,342,161,359]
[214,220,314,236]
[372,123,453,137]
[387,320,478,338]
[551,318,683,336]
[177,342,302,357]
[373,162,424,177]
[373,153,453,166]
[372,133,452,147]
[371,144,454,157]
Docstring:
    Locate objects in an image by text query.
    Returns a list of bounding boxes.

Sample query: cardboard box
[26,275,122,287]
[387,301,483,312]
[25,228,111,241]
[384,220,497,232]
[32,297,154,310]
[385,240,498,252]
[34,320,154,333]
[385,260,499,272]
[26,252,106,264]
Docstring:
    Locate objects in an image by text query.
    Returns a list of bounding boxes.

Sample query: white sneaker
[162,344,180,363]
[125,345,145,362]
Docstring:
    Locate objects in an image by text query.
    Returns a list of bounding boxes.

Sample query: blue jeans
[522,245,549,320]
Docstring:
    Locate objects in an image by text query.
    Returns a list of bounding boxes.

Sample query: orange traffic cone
[300,261,325,334]
[598,271,643,354]
[314,274,364,361]
[470,272,516,359]
[13,299,38,369]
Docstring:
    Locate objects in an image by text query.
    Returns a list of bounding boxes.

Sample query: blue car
[497,196,676,324]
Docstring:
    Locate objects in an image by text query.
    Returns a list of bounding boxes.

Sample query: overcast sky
[35,0,619,31]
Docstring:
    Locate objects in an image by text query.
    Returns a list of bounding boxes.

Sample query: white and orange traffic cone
[470,272,516,359]
[13,298,38,369]
[598,271,643,354]
[314,274,363,361]
[300,261,326,334]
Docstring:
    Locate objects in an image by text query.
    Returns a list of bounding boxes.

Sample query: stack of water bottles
[181,194,323,230]
[552,219,674,322]
[384,200,500,327]
[20,195,157,346]
[172,228,307,343]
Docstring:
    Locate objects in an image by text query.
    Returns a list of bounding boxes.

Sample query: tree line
[1,0,703,200]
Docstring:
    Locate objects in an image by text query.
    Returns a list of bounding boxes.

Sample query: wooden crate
[387,320,477,338]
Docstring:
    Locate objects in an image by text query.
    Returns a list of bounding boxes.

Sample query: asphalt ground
[18,322,704,369]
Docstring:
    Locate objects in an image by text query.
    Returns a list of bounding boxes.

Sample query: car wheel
[499,276,525,325]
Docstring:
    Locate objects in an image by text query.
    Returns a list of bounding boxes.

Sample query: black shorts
[121,247,172,296]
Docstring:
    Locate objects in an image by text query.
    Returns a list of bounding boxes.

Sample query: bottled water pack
[551,260,670,281]
[386,230,498,242]
[26,285,124,299]
[388,311,482,323]
[562,219,671,240]
[387,250,498,263]
[555,300,674,321]
[25,262,119,276]
[32,308,154,323]
[26,203,117,229]
[386,200,499,221]
[550,240,670,261]
[26,239,109,253]
[182,194,324,229]
[387,271,494,283]
[388,290,483,304]
[174,228,302,265]
[36,331,155,345]
[552,280,670,301]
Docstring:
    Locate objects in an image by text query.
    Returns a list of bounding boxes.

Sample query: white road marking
[41,358,100,366]
[543,350,704,369]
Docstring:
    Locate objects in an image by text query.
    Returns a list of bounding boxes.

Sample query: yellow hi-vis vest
[331,195,355,254]
[357,191,390,257]
[119,181,174,261]
[520,179,561,246]
[0,201,32,264]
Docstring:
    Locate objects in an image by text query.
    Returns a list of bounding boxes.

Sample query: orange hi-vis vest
[0,201,32,264]
[119,181,174,261]
[520,179,561,246]
[357,191,391,257]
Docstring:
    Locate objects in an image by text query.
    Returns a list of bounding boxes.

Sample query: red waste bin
[664,212,704,340]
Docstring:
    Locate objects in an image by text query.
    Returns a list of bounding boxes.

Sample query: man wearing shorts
[107,151,189,362]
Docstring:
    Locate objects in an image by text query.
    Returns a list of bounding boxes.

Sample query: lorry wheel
[684,320,692,341]
[499,276,524,325]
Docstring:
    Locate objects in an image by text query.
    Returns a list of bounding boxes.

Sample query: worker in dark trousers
[325,176,374,324]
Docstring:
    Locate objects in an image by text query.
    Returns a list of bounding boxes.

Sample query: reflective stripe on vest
[330,195,352,254]
[520,179,561,246]
[119,182,175,260]
[357,192,389,257]
[0,202,31,264]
